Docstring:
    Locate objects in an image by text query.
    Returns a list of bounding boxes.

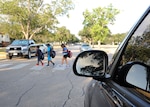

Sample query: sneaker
[46,64,49,66]
[42,63,44,66]
[53,63,55,66]
[36,63,39,66]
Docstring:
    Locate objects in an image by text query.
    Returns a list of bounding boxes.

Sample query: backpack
[50,50,56,58]
[49,47,56,58]
[40,50,44,60]
[67,50,72,58]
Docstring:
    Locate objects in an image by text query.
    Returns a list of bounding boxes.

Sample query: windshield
[11,40,29,46]
[82,44,90,47]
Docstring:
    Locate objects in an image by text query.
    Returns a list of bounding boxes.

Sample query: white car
[39,44,47,54]
[80,43,92,52]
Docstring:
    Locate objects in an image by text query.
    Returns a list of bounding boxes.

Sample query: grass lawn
[0,47,6,52]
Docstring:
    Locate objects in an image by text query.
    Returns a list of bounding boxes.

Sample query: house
[0,34,10,47]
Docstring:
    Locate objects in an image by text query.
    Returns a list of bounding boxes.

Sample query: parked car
[39,44,48,54]
[80,43,92,52]
[73,6,150,107]
[5,39,37,59]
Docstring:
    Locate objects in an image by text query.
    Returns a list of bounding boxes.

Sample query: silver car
[80,43,92,52]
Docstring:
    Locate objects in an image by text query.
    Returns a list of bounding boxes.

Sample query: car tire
[28,51,31,59]
[7,53,12,59]
[9,55,12,59]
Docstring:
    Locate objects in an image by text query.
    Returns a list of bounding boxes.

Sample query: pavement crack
[62,78,73,107]
[15,84,35,107]
[81,84,86,97]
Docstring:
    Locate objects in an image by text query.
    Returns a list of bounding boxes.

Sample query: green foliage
[104,33,126,44]
[79,4,119,44]
[78,27,91,42]
[0,0,74,41]
[54,26,78,43]
[0,48,6,52]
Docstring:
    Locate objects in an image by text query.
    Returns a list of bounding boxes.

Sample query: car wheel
[7,53,12,59]
[9,55,12,59]
[28,51,31,59]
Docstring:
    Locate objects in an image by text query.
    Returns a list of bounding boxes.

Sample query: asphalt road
[0,46,92,107]
[0,45,116,107]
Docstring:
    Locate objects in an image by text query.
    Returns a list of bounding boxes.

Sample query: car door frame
[100,6,150,107]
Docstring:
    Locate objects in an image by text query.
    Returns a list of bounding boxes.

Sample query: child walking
[36,45,44,66]
[61,44,68,66]
[47,44,55,66]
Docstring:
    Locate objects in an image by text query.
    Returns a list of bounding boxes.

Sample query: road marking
[52,64,71,72]
[0,63,71,71]
[10,64,29,69]
[53,64,66,70]
[0,64,12,68]
[30,65,44,70]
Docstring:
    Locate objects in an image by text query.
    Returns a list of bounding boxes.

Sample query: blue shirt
[63,47,68,55]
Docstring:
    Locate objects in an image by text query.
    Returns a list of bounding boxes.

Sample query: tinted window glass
[119,12,150,97]
[11,40,29,46]
[122,13,150,66]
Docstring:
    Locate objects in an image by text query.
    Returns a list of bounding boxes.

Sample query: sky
[45,0,150,36]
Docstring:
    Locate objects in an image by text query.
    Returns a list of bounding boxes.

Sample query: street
[0,45,116,107]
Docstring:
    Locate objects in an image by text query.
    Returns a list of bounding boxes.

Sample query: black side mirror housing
[72,50,108,78]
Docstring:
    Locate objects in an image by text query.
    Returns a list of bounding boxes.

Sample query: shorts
[63,54,68,58]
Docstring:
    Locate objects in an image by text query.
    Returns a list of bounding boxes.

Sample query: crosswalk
[0,64,12,68]
[0,63,71,71]
[10,64,29,69]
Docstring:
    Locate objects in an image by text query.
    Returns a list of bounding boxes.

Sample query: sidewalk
[0,52,6,60]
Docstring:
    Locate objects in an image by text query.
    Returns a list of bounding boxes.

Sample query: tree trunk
[98,40,101,48]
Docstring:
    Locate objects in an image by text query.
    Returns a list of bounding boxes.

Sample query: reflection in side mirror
[126,63,150,92]
[73,50,108,77]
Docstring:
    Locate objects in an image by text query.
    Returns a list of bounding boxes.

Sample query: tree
[55,26,72,43]
[81,4,119,45]
[104,33,126,45]
[68,34,79,43]
[78,27,92,43]
[0,0,74,40]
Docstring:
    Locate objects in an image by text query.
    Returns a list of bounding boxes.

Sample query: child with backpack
[61,43,69,66]
[36,45,44,66]
[46,44,55,66]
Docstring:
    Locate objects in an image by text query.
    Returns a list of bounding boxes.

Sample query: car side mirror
[72,50,108,78]
[118,62,150,92]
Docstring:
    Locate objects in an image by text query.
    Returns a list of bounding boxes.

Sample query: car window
[117,12,150,96]
[11,40,29,46]
[122,13,150,66]
[82,44,89,47]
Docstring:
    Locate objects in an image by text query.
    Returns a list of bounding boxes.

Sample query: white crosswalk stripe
[10,64,29,69]
[52,64,71,72]
[0,64,12,68]
[30,66,45,70]
[0,63,71,71]
[53,64,66,70]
